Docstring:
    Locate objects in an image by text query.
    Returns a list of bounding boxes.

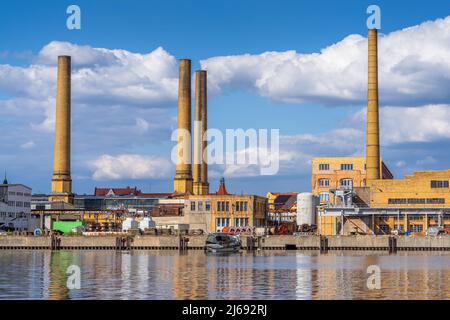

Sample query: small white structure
[0,183,32,231]
[122,217,139,231]
[296,193,318,226]
[139,217,155,231]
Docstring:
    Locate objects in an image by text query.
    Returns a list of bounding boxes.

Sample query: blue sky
[0,0,449,196]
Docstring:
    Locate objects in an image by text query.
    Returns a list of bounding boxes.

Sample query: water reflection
[0,250,449,300]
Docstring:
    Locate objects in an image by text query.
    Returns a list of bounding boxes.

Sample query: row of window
[6,201,30,208]
[379,224,424,233]
[318,163,355,171]
[190,201,249,212]
[216,218,249,227]
[431,180,449,188]
[217,201,230,212]
[318,179,353,187]
[190,201,212,211]
[235,201,248,212]
[7,191,31,196]
[388,198,445,205]
[217,201,249,212]
[0,212,28,219]
[377,215,445,221]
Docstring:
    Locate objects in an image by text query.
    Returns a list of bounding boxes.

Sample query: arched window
[340,179,353,188]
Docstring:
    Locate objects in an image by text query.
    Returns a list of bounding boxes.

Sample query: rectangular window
[319,192,330,202]
[319,164,330,171]
[217,218,230,228]
[243,201,248,212]
[431,180,449,188]
[319,179,330,187]
[198,201,204,211]
[225,201,229,212]
[190,201,196,211]
[341,164,354,171]
[410,225,423,233]
[205,201,211,211]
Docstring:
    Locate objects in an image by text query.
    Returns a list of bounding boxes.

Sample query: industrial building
[311,156,393,205]
[185,178,267,233]
[0,178,33,231]
[74,187,170,212]
[318,28,450,236]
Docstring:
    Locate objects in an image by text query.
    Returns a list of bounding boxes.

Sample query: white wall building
[0,183,32,231]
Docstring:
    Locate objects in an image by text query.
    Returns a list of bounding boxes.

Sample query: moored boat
[205,233,241,253]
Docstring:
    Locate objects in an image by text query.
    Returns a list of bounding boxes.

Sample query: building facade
[0,183,32,231]
[357,170,450,208]
[318,207,450,236]
[312,157,393,205]
[185,194,267,233]
[318,170,450,236]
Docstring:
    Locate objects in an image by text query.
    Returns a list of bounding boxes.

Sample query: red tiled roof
[216,178,229,195]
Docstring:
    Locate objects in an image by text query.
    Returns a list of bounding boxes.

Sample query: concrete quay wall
[0,235,449,251]
[396,236,450,249]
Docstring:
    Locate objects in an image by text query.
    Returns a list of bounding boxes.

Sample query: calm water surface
[0,250,449,300]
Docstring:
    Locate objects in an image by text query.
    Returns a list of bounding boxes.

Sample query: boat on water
[205,233,242,253]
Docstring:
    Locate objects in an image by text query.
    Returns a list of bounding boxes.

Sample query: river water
[0,250,449,300]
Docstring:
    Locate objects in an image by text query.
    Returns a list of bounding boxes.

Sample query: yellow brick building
[311,157,393,205]
[182,178,267,233]
[359,170,450,208]
[186,194,267,233]
[318,170,450,236]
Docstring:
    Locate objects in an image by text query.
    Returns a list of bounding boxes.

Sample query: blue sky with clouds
[0,0,449,196]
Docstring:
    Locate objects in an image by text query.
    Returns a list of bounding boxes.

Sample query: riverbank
[0,235,449,251]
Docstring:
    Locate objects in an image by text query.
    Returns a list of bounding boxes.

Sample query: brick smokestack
[193,70,209,195]
[50,55,73,203]
[365,29,381,182]
[173,59,193,194]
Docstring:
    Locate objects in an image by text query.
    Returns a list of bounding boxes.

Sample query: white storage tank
[122,217,139,231]
[297,193,318,226]
[139,217,156,231]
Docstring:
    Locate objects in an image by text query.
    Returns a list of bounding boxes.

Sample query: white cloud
[135,118,150,133]
[0,42,179,130]
[416,156,437,165]
[201,16,450,106]
[88,154,173,180]
[351,104,450,144]
[20,141,36,149]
